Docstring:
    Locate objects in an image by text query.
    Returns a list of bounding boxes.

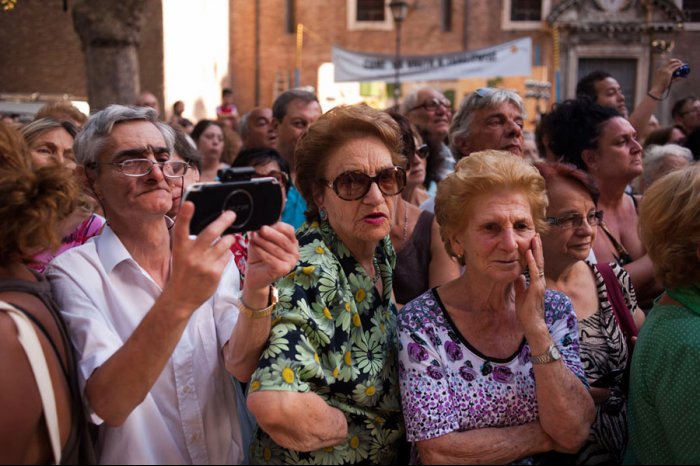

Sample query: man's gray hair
[400,86,445,115]
[239,111,251,139]
[641,143,694,188]
[449,88,526,156]
[74,104,175,166]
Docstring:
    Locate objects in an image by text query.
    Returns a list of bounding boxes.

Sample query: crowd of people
[0,57,698,465]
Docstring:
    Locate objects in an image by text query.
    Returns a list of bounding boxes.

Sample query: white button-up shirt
[46,226,244,465]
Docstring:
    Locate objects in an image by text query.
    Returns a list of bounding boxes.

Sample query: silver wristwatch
[530,344,561,365]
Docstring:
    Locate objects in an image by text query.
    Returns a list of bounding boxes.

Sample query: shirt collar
[97,216,175,274]
[96,225,134,274]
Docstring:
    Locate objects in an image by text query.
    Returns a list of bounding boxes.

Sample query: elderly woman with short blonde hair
[398,150,595,464]
[627,164,700,464]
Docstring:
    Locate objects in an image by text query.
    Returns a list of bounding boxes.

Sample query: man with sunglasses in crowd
[46,105,300,464]
[401,87,456,188]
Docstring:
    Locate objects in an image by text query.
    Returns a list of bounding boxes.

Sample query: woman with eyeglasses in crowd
[388,112,460,308]
[246,105,407,464]
[535,161,645,464]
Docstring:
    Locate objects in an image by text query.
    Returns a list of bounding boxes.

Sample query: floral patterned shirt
[398,288,586,464]
[249,221,405,465]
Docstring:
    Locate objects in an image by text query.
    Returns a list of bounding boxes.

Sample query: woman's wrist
[523,323,553,354]
[241,285,274,312]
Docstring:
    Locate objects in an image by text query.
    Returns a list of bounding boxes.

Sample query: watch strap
[530,344,560,365]
[238,286,278,319]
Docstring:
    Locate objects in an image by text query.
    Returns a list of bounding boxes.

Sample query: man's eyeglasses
[546,210,604,229]
[106,159,190,178]
[409,98,452,113]
[323,166,406,201]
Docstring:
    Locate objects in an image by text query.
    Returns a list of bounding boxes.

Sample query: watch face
[551,345,562,360]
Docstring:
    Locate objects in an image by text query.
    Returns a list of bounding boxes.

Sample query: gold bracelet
[238,287,278,319]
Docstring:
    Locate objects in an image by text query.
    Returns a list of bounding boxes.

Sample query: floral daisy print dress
[249,221,405,465]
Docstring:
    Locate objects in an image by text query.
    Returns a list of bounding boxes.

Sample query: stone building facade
[1,0,698,125]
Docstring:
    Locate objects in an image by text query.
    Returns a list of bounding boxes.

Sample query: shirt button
[191,432,201,441]
[182,385,191,395]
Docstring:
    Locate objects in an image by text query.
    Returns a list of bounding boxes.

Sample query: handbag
[595,263,639,340]
[594,263,639,394]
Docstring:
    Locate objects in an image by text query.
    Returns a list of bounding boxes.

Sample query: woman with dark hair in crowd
[228,147,291,286]
[191,119,226,181]
[545,99,661,308]
[20,118,104,272]
[0,122,94,464]
[387,112,460,307]
[535,161,644,464]
[682,126,700,161]
[643,125,686,148]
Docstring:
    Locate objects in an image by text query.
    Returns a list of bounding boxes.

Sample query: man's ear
[581,149,598,172]
[79,165,101,200]
[454,135,470,160]
[271,119,280,131]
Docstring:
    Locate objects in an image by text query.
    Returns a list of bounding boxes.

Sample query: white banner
[332,37,532,82]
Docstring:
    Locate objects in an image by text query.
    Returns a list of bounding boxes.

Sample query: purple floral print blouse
[397,288,587,453]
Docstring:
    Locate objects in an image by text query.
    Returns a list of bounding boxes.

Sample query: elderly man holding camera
[46,105,299,464]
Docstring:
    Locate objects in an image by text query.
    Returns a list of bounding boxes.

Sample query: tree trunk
[72,0,146,112]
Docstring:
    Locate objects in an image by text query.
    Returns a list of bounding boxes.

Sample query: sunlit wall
[162,0,230,123]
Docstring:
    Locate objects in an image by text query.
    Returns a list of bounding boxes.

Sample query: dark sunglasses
[323,166,406,201]
[415,144,429,159]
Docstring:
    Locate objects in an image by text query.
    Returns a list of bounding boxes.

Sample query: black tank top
[394,210,434,305]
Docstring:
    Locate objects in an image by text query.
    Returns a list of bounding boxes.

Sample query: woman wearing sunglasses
[535,161,645,464]
[398,151,594,464]
[388,112,460,308]
[247,105,407,464]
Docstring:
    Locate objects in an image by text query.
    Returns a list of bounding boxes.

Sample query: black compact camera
[183,167,283,235]
[673,64,691,78]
